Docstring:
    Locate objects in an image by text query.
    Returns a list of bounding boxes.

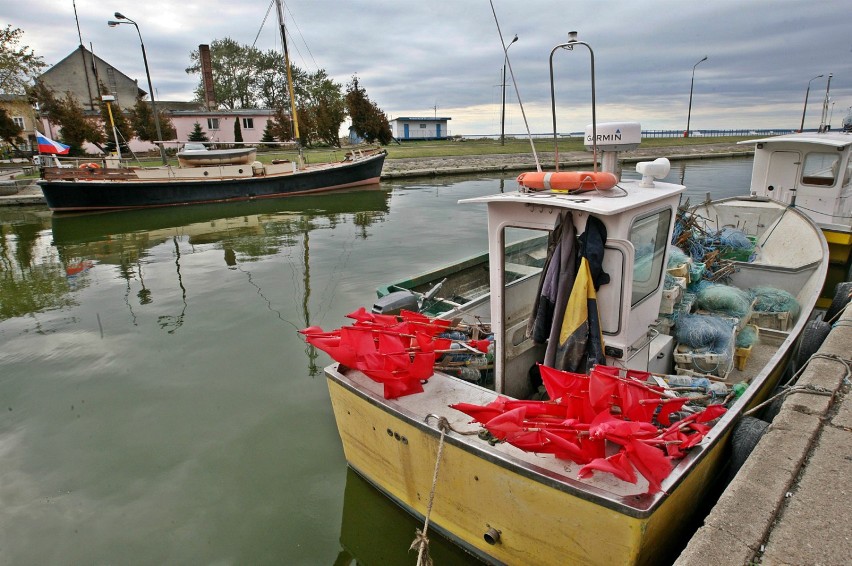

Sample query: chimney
[199,44,217,111]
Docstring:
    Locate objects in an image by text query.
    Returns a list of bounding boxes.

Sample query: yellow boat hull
[819,228,852,308]
[327,365,782,565]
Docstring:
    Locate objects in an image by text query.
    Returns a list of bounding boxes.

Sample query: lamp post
[685,56,707,138]
[799,74,824,132]
[500,34,518,146]
[108,13,167,164]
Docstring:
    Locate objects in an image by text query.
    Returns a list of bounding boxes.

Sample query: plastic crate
[678,292,697,314]
[750,310,792,331]
[673,344,734,379]
[688,262,706,283]
[660,286,682,315]
[673,324,736,379]
[652,316,675,336]
[667,263,689,280]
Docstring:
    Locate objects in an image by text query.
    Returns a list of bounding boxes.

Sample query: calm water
[0,157,752,565]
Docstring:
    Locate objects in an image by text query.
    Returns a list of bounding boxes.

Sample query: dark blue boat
[37,148,386,212]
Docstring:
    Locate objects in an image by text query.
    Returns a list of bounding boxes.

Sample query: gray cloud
[4,0,850,135]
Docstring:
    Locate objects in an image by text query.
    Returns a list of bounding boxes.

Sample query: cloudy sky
[4,0,851,136]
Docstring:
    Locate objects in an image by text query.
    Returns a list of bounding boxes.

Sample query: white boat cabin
[742,132,852,230]
[461,166,684,398]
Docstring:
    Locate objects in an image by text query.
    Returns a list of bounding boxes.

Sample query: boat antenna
[489,0,540,171]
[550,31,597,172]
[275,0,302,163]
[818,73,833,133]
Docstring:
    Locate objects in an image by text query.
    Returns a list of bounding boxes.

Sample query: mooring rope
[411,415,479,565]
[744,353,852,416]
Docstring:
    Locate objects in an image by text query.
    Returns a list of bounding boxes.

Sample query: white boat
[310,35,829,565]
[738,130,852,305]
[176,143,257,167]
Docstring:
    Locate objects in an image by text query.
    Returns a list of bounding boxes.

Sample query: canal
[0,157,752,564]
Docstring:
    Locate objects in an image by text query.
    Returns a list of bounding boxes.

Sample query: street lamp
[685,56,707,138]
[799,74,824,132]
[500,34,518,146]
[108,12,167,164]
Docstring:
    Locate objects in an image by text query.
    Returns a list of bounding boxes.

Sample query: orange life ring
[79,162,101,169]
[516,170,618,192]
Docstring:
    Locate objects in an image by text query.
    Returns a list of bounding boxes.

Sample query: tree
[0,25,46,94]
[233,117,243,143]
[186,38,260,110]
[187,122,209,142]
[129,95,176,143]
[345,75,392,145]
[253,48,291,109]
[298,70,345,147]
[0,107,25,150]
[260,119,276,145]
[270,107,293,142]
[29,81,104,155]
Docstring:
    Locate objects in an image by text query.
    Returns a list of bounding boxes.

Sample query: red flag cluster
[452,364,726,493]
[301,307,480,399]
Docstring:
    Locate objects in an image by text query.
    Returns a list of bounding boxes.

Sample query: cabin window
[207,118,220,130]
[843,158,852,188]
[801,152,839,187]
[628,208,672,306]
[502,229,548,331]
[242,118,254,129]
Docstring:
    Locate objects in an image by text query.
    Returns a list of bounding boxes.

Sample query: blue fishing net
[718,227,753,250]
[688,278,717,295]
[675,314,735,355]
[736,325,759,348]
[749,286,801,317]
[695,284,752,319]
[667,246,689,268]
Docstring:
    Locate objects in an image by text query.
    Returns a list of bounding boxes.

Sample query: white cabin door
[764,151,800,204]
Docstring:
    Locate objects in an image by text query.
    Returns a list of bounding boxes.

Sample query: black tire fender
[825,281,852,322]
[729,416,769,478]
[795,317,831,369]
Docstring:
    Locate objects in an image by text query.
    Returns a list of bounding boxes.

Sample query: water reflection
[1,189,391,325]
[336,468,481,565]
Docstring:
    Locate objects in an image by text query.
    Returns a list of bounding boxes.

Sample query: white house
[389,117,451,141]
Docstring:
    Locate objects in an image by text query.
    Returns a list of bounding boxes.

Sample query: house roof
[391,117,452,121]
[40,45,145,98]
[168,108,277,117]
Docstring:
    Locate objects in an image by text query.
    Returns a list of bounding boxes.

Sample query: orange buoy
[516,170,618,192]
[79,162,101,169]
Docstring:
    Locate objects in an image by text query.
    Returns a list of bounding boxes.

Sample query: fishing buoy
[516,170,618,192]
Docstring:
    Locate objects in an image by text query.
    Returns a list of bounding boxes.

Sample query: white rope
[744,353,851,416]
[411,415,451,566]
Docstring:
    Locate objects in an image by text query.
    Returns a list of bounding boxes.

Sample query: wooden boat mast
[275,0,303,164]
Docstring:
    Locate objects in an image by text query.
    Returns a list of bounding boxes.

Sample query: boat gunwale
[37,150,387,187]
[325,195,829,522]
